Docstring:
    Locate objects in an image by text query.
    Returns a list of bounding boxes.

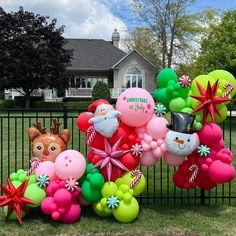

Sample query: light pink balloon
[142,142,150,151]
[140,150,158,167]
[135,126,146,134]
[116,88,155,127]
[144,134,153,143]
[163,152,185,166]
[35,161,57,181]
[152,147,162,159]
[150,141,157,149]
[160,143,167,152]
[55,150,86,180]
[146,117,169,140]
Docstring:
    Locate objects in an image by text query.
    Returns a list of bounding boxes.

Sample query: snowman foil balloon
[165,112,199,156]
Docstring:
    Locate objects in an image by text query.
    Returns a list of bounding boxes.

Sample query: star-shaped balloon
[91,137,129,181]
[191,80,231,123]
[0,177,35,224]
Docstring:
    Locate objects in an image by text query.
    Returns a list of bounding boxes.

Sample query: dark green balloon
[156,68,178,88]
[154,88,171,104]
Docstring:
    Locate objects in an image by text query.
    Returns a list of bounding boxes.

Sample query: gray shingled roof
[64,39,127,70]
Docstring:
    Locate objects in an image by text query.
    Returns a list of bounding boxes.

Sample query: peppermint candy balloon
[197,145,210,157]
[178,75,191,88]
[37,174,50,188]
[154,104,167,117]
[131,144,143,157]
[106,195,119,209]
[65,177,79,192]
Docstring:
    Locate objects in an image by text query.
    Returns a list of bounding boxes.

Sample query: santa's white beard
[92,111,119,137]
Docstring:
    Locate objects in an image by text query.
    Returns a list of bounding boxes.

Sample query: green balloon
[194,122,202,130]
[24,183,46,208]
[18,173,27,183]
[81,180,103,203]
[208,70,236,97]
[178,87,190,98]
[4,206,26,220]
[12,180,22,188]
[93,202,112,217]
[185,96,193,108]
[154,88,171,104]
[191,75,215,95]
[181,107,193,114]
[214,105,228,124]
[113,198,139,223]
[165,111,171,122]
[157,68,178,88]
[169,97,186,112]
[120,171,146,196]
[10,173,18,181]
[89,173,104,189]
[17,169,25,175]
[28,175,37,185]
[101,182,118,198]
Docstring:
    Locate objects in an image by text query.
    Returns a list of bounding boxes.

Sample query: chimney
[112,29,120,48]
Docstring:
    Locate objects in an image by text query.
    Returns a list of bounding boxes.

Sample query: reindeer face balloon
[28,119,70,162]
[165,112,199,157]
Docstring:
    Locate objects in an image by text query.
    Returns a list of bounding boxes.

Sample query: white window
[125,65,143,88]
[69,76,108,88]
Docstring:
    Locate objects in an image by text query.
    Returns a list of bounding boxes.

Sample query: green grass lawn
[0,110,236,235]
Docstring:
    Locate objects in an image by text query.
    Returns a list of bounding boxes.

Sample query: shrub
[15,96,43,107]
[0,99,16,108]
[92,81,111,102]
[63,97,92,102]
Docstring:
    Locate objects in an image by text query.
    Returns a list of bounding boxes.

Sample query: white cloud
[0,0,128,41]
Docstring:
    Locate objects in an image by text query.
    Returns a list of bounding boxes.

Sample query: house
[5,30,157,101]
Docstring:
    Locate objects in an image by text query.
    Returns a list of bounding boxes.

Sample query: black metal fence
[0,106,236,205]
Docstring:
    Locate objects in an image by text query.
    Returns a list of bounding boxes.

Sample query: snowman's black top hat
[167,112,196,134]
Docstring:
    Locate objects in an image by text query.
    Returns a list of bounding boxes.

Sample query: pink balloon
[55,150,86,180]
[140,150,158,166]
[116,88,155,127]
[41,197,54,214]
[150,141,158,149]
[198,123,222,148]
[144,134,153,143]
[54,189,72,208]
[152,147,162,159]
[35,161,57,181]
[61,203,81,224]
[142,142,150,151]
[135,126,146,134]
[208,160,235,184]
[163,152,185,166]
[146,117,169,140]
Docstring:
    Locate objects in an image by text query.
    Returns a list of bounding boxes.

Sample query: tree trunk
[25,91,31,109]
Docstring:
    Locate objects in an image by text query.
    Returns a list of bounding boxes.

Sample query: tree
[126,0,203,68]
[124,28,162,67]
[194,10,236,76]
[0,7,72,108]
[92,81,111,102]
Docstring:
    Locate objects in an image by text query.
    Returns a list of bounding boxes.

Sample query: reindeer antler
[51,118,61,134]
[33,122,47,134]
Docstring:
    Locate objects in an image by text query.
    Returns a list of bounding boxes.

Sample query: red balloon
[87,132,105,150]
[100,165,123,182]
[87,150,94,163]
[119,152,140,171]
[77,112,94,132]
[197,177,216,190]
[108,126,130,146]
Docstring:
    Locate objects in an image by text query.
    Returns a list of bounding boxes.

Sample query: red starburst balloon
[191,80,231,123]
[0,177,35,224]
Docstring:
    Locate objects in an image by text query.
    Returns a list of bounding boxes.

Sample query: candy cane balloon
[130,169,142,189]
[189,164,199,184]
[222,82,235,98]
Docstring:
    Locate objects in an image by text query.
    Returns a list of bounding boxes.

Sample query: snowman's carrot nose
[174,139,184,144]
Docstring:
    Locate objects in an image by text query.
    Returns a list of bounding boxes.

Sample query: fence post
[63,105,68,129]
[200,189,205,205]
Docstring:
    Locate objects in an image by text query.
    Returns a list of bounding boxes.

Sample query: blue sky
[1,0,236,41]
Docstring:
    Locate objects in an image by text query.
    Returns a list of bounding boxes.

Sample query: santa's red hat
[88,99,110,112]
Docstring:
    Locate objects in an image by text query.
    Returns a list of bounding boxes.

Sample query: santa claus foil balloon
[165,112,199,156]
[88,99,121,138]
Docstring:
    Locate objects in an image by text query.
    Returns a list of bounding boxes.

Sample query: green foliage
[0,99,16,108]
[0,7,72,108]
[62,97,92,102]
[92,81,111,102]
[194,10,236,76]
[15,96,43,107]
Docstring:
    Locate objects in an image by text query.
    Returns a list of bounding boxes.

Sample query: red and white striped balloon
[178,75,191,88]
